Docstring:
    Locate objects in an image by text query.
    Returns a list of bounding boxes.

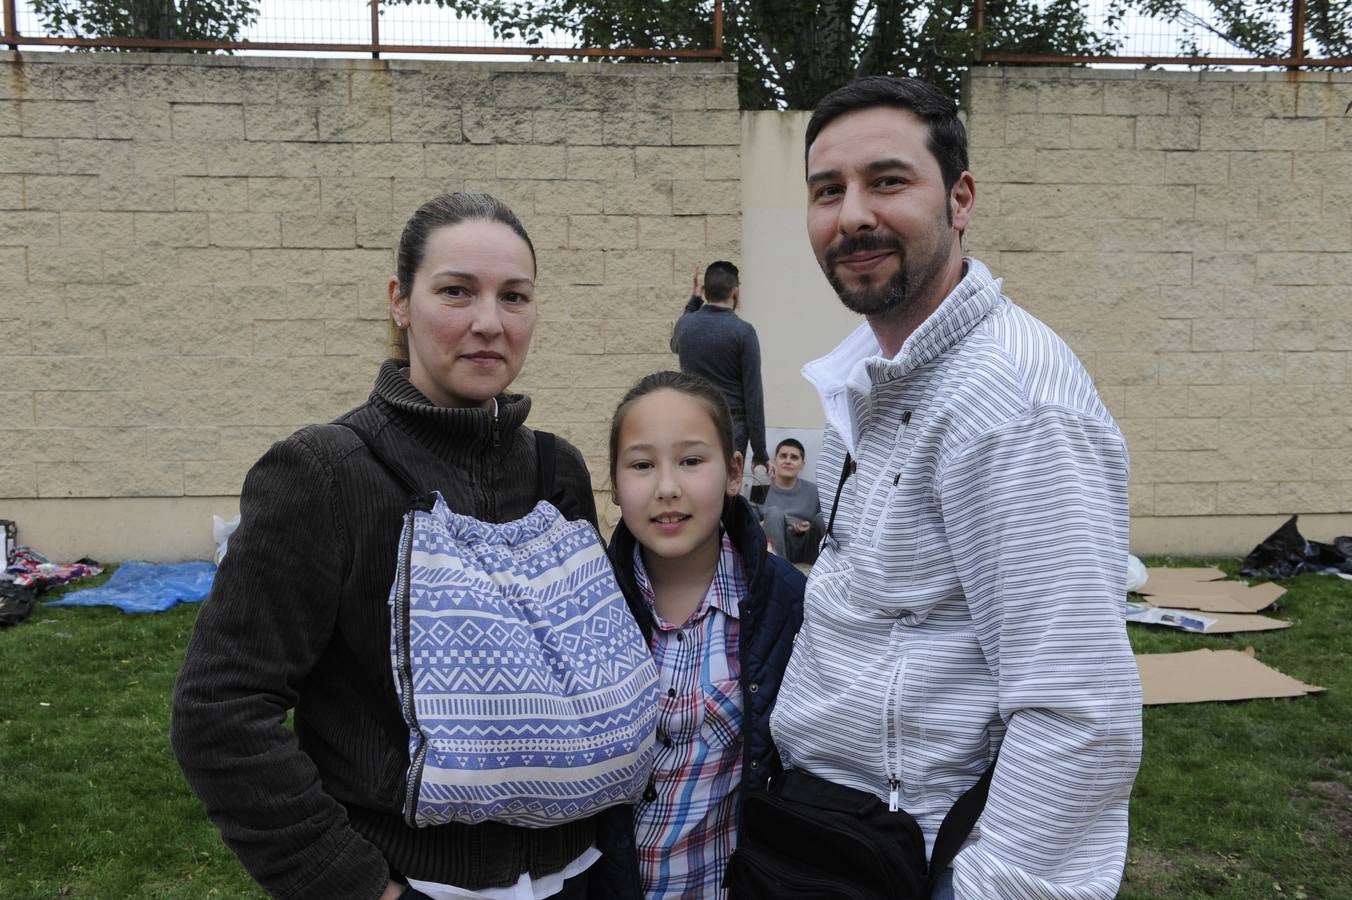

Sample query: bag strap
[342,420,423,498]
[534,430,556,503]
[928,755,997,884]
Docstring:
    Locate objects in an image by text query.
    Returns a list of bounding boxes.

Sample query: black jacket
[172,360,636,899]
[608,495,806,819]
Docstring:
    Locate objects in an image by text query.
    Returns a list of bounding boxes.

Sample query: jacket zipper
[857,414,909,549]
[881,653,907,813]
[392,508,425,825]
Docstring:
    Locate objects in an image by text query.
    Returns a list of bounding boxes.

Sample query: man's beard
[823,233,910,317]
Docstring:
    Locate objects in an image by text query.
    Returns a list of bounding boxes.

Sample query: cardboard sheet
[1139,567,1286,613]
[1136,649,1324,705]
[1125,604,1292,634]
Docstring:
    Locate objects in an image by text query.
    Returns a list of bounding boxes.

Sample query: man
[671,261,769,472]
[757,438,824,565]
[769,76,1142,899]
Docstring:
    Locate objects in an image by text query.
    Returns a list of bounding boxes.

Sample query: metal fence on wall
[2,0,724,58]
[2,0,1346,69]
[977,0,1350,67]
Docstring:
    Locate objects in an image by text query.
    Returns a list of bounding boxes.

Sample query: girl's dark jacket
[597,494,807,897]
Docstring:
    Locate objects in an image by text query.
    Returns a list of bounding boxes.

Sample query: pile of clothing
[0,547,104,628]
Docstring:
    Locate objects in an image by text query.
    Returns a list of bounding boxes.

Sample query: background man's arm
[741,326,769,466]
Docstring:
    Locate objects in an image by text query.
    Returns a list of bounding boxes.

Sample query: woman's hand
[379,881,406,900]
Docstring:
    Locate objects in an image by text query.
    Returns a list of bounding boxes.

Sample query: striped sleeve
[938,404,1142,899]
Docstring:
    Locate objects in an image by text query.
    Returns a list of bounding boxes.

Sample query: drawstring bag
[348,423,659,829]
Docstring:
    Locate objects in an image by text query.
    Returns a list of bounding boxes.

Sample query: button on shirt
[632,535,745,900]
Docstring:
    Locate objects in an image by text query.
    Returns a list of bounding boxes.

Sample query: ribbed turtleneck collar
[369,359,532,459]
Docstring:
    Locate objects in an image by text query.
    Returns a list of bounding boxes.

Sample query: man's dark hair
[804,76,969,195]
[703,260,740,303]
[775,438,805,459]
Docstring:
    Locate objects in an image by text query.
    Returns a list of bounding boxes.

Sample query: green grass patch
[1,559,1348,898]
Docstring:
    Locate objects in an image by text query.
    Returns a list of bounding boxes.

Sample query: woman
[172,193,645,900]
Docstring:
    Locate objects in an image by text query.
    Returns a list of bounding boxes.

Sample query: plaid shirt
[632,534,745,900]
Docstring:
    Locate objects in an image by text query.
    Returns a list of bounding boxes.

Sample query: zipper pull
[491,410,500,449]
[888,778,900,812]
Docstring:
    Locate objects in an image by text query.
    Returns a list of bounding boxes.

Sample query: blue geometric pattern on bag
[390,495,659,828]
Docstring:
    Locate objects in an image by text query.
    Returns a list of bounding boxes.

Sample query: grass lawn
[1,561,1349,899]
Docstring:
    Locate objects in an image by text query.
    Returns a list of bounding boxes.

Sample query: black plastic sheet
[1240,515,1352,580]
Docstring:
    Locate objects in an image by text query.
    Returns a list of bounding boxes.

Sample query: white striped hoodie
[771,258,1142,899]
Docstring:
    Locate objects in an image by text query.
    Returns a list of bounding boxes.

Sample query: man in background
[757,438,823,565]
[671,261,769,473]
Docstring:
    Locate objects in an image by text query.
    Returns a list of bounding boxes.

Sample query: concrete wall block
[1168,83,1233,116]
[1066,115,1133,150]
[602,318,674,354]
[1222,350,1286,385]
[1159,351,1225,385]
[1215,480,1279,514]
[184,458,253,495]
[134,211,209,247]
[423,72,494,108]
[1295,82,1347,117]
[274,142,356,178]
[0,104,16,138]
[702,74,739,111]
[636,78,709,111]
[424,144,499,180]
[1231,83,1298,118]
[0,210,59,246]
[1328,119,1352,152]
[603,179,672,216]
[1126,184,1195,219]
[394,178,464,218]
[324,319,385,356]
[1200,117,1270,151]
[1190,318,1252,352]
[205,141,281,177]
[1035,80,1103,115]
[1193,252,1255,286]
[673,110,738,146]
[1158,285,1223,320]
[320,176,394,215]
[703,146,740,180]
[463,108,533,145]
[0,174,19,208]
[207,212,280,248]
[1279,479,1348,514]
[604,249,674,286]
[535,249,605,286]
[496,145,567,179]
[535,180,605,216]
[532,110,603,146]
[1005,114,1069,149]
[461,178,536,215]
[631,147,705,180]
[175,176,249,212]
[244,105,319,142]
[637,216,706,251]
[0,246,25,281]
[144,427,221,460]
[603,111,672,146]
[179,318,254,356]
[128,142,209,178]
[962,113,1005,149]
[202,66,279,105]
[318,248,391,286]
[1294,153,1352,183]
[1284,351,1347,383]
[568,215,637,250]
[1103,81,1169,115]
[969,147,1037,183]
[1194,185,1257,221]
[1095,352,1158,385]
[170,103,245,141]
[0,61,61,100]
[1315,252,1352,286]
[254,320,323,357]
[274,69,349,106]
[1162,151,1229,184]
[349,70,423,108]
[1136,115,1200,150]
[39,460,184,498]
[319,106,391,143]
[1256,252,1321,286]
[60,211,136,251]
[1153,482,1217,515]
[29,319,107,355]
[251,248,326,284]
[249,177,322,214]
[672,180,736,215]
[392,107,463,144]
[493,73,568,109]
[562,75,637,112]
[1253,183,1324,222]
[1261,117,1326,152]
[18,100,99,139]
[566,147,636,181]
[1035,149,1165,184]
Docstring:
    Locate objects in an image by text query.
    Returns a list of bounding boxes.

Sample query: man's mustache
[825,233,904,269]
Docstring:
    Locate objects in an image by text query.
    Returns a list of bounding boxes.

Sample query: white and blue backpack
[348,422,659,829]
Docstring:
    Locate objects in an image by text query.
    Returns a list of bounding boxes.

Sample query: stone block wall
[964,68,1352,536]
[0,52,739,555]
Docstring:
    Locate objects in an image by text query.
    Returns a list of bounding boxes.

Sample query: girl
[606,371,806,899]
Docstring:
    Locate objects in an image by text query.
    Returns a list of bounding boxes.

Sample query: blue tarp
[47,561,216,614]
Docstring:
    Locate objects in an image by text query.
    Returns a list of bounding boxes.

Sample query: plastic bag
[1240,515,1352,580]
[213,514,241,565]
[1125,554,1148,593]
